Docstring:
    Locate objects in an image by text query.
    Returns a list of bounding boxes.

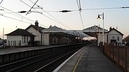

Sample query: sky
[0,0,129,39]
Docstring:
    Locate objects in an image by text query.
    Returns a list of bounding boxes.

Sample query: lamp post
[97,13,104,46]
[95,25,100,46]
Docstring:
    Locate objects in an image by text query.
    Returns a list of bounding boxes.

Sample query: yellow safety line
[72,52,84,72]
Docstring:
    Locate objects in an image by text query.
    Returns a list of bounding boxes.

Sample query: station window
[22,36,29,43]
[117,37,119,41]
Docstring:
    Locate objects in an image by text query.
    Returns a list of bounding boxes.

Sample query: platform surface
[0,45,62,55]
[55,44,122,72]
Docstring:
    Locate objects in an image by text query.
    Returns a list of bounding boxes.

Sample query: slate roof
[42,26,65,33]
[108,28,123,36]
[82,25,108,37]
[26,25,46,33]
[83,25,108,33]
[67,30,89,37]
[124,35,129,41]
[6,28,34,36]
[42,26,88,38]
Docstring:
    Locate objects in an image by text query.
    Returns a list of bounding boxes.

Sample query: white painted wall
[7,36,31,46]
[97,33,107,46]
[43,33,49,45]
[108,35,123,44]
[97,29,123,46]
[108,30,123,44]
[27,27,41,44]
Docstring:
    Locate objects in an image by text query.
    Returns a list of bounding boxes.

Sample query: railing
[100,43,129,72]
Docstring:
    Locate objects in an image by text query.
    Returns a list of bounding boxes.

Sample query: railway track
[0,45,84,72]
[34,48,77,72]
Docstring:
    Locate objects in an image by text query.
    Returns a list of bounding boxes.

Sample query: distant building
[42,26,74,45]
[83,25,108,38]
[97,27,123,46]
[123,35,129,46]
[124,35,129,42]
[83,25,123,46]
[42,26,88,45]
[83,25,108,46]
[6,29,35,47]
[107,27,123,44]
[26,20,45,45]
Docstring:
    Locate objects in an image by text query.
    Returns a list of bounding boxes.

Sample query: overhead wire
[0,5,48,27]
[29,6,129,13]
[20,0,64,27]
[20,0,42,14]
[1,0,128,29]
[4,10,34,23]
[29,0,43,9]
[82,7,129,10]
[26,0,39,15]
[0,6,34,22]
[29,0,73,30]
[0,0,3,4]
[76,0,84,29]
[29,0,81,36]
[20,0,73,30]
[0,14,32,24]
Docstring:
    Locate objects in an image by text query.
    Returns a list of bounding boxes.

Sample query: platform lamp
[97,13,104,46]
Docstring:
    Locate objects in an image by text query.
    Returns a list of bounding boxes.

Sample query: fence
[100,43,129,72]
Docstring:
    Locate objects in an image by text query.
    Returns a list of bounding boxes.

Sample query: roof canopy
[83,25,108,33]
[42,26,66,33]
[42,26,89,38]
[83,25,108,37]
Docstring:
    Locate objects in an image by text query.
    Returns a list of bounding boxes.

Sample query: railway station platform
[54,44,122,72]
[0,44,85,65]
[0,45,63,55]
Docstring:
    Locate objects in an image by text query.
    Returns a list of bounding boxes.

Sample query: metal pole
[98,25,100,46]
[102,13,105,53]
[3,28,4,39]
[102,13,104,46]
[3,28,4,48]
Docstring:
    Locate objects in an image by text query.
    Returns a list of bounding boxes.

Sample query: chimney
[49,25,52,28]
[109,27,112,31]
[116,26,118,30]
[35,20,39,27]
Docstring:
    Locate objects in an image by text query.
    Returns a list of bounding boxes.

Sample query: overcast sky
[0,0,129,38]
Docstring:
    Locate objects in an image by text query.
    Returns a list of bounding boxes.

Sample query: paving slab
[56,45,122,72]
